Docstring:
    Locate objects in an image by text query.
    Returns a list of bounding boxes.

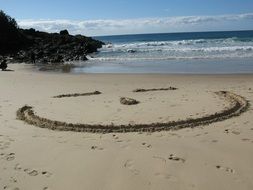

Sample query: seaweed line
[133,87,177,92]
[53,91,101,98]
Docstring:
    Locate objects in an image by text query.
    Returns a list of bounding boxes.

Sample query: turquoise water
[73,30,253,73]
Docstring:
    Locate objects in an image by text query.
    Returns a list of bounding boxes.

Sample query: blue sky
[1,0,253,36]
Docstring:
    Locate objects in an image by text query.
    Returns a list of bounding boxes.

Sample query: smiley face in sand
[17,88,249,133]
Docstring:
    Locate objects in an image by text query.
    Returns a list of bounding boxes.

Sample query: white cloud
[17,13,253,36]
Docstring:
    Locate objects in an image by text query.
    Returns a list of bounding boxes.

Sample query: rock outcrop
[0,10,104,64]
[11,29,104,63]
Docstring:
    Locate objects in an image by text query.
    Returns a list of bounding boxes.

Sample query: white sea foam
[92,37,253,61]
[87,53,253,61]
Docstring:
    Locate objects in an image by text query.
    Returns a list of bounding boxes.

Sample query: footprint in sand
[224,129,230,133]
[112,134,119,140]
[91,146,104,150]
[4,153,15,161]
[130,169,140,175]
[15,164,52,178]
[216,165,235,173]
[120,143,131,149]
[241,138,251,142]
[124,159,134,168]
[169,133,181,138]
[9,177,18,183]
[224,129,241,135]
[168,154,185,163]
[142,142,152,148]
[124,159,140,175]
[3,185,20,190]
[232,131,241,135]
[24,169,39,176]
[42,171,53,178]
[154,172,171,179]
[0,143,10,150]
[154,173,177,181]
[113,134,128,144]
[14,164,22,171]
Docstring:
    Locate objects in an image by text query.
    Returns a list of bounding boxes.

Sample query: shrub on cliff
[0,10,28,54]
[0,10,17,29]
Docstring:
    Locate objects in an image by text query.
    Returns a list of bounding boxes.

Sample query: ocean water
[72,30,253,73]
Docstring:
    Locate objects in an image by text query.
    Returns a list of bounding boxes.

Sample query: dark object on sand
[0,59,7,70]
[120,97,140,105]
[30,52,35,63]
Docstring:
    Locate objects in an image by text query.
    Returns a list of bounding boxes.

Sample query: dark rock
[127,49,137,53]
[59,29,69,35]
[0,59,8,70]
[25,28,36,35]
[50,55,64,63]
[80,55,88,61]
[120,97,140,105]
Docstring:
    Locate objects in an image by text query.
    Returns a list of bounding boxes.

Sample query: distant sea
[72,30,253,74]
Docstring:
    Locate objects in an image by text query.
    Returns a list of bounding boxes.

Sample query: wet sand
[0,64,253,190]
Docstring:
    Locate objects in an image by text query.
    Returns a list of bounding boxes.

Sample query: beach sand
[0,64,253,190]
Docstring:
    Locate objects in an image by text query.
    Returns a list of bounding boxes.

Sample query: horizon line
[93,29,253,37]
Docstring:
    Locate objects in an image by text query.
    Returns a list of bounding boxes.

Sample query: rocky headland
[0,10,104,64]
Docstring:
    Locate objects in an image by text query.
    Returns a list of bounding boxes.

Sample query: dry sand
[0,64,253,190]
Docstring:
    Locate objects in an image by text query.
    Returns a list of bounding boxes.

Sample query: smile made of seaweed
[17,88,250,133]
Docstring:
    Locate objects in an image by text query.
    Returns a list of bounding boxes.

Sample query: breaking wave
[91,37,253,61]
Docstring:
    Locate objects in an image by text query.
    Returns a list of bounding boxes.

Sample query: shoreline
[10,62,253,76]
[10,55,253,75]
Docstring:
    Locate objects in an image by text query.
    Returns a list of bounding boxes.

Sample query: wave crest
[95,37,253,61]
